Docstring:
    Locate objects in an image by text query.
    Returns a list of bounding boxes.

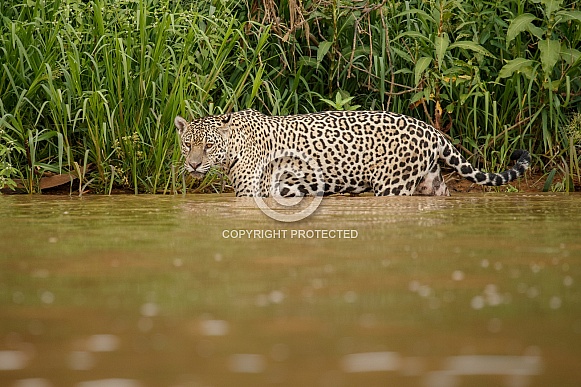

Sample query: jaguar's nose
[188,161,202,171]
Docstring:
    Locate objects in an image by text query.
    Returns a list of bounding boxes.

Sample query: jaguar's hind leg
[415,164,450,196]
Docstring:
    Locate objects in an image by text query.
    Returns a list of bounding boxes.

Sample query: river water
[0,193,580,387]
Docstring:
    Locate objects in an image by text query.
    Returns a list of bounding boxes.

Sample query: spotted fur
[175,110,530,196]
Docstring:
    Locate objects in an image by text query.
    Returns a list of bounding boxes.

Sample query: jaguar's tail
[438,136,530,186]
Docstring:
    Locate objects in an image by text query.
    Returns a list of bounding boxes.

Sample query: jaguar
[174,109,530,197]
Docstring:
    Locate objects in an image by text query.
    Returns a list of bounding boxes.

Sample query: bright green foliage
[1,0,580,193]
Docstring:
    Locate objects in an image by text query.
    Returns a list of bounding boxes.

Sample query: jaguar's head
[174,114,230,178]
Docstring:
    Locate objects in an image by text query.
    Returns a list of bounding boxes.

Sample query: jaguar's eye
[205,143,214,149]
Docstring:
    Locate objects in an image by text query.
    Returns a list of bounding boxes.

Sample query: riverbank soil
[444,169,579,194]
[1,169,578,195]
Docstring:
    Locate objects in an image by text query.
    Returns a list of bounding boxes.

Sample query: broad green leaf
[448,41,495,58]
[435,34,449,69]
[255,24,271,52]
[556,10,581,24]
[249,66,264,103]
[538,39,561,76]
[528,25,545,40]
[394,9,436,23]
[414,57,432,86]
[410,91,424,106]
[390,46,413,63]
[317,41,333,63]
[298,57,318,68]
[541,0,563,18]
[560,47,581,64]
[319,97,336,108]
[394,31,432,43]
[394,68,413,75]
[498,58,535,78]
[35,130,59,142]
[544,79,561,91]
[506,13,538,44]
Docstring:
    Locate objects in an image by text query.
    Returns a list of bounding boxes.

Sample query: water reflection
[425,354,543,387]
[12,379,52,387]
[199,318,230,336]
[0,350,28,370]
[76,380,142,387]
[341,351,401,372]
[0,194,580,386]
[67,351,95,371]
[228,354,267,373]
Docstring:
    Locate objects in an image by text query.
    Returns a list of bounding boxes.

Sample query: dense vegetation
[1,0,580,193]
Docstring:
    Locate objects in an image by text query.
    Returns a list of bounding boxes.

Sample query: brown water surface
[0,193,580,387]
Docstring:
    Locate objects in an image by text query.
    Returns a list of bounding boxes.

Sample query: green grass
[1,0,580,193]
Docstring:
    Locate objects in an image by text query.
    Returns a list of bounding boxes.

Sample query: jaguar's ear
[218,115,232,140]
[174,116,189,136]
